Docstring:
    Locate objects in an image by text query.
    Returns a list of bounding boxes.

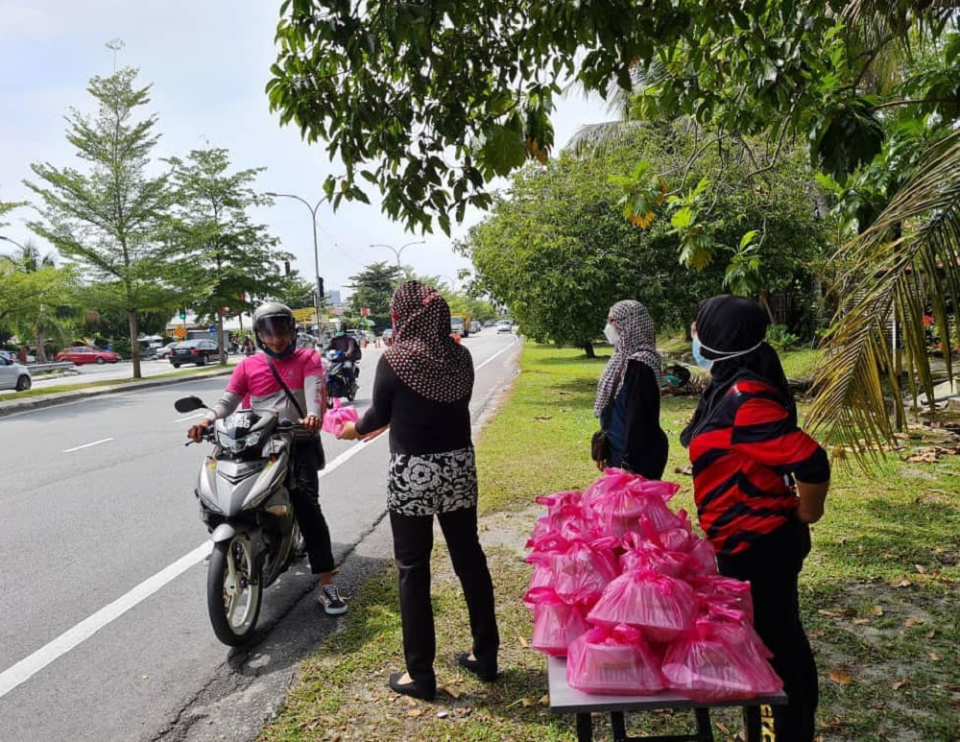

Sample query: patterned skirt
[387,446,479,516]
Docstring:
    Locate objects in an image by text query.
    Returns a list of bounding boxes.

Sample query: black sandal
[389,672,436,701]
[456,652,498,682]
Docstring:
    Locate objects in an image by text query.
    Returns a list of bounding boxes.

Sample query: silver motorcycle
[176,395,305,646]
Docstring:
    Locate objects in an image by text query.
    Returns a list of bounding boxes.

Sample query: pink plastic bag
[587,568,696,642]
[619,532,691,578]
[566,624,665,696]
[630,477,680,503]
[662,620,783,702]
[582,468,642,507]
[526,587,589,657]
[552,536,620,605]
[700,605,773,661]
[525,552,554,609]
[689,575,755,624]
[321,398,360,437]
[591,488,682,539]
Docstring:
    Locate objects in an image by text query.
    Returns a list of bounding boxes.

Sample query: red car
[56,346,121,365]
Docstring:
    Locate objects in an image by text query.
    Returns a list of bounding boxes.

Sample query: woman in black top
[593,300,669,478]
[339,281,499,701]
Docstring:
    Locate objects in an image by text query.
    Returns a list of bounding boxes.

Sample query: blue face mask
[692,336,712,369]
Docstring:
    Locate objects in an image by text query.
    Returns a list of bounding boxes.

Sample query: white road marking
[62,438,114,453]
[0,542,210,699]
[0,336,520,698]
[475,336,519,371]
[174,412,207,423]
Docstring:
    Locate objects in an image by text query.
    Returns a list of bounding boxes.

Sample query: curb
[0,367,234,417]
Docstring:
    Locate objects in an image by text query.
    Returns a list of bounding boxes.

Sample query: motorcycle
[323,348,358,407]
[175,395,305,646]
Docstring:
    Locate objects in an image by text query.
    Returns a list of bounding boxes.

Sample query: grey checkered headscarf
[594,300,664,417]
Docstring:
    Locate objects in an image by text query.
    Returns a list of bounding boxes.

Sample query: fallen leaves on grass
[904,617,924,627]
[868,605,884,616]
[892,679,909,691]
[829,670,853,686]
[406,709,423,718]
[442,686,460,700]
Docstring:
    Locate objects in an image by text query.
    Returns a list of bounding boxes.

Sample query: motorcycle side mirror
[174,396,207,413]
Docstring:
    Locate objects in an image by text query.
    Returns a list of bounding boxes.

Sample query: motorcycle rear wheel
[207,537,262,646]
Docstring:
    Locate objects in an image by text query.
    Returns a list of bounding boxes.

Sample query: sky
[0,1,612,298]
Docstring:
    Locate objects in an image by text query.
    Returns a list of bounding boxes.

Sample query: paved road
[0,333,520,742]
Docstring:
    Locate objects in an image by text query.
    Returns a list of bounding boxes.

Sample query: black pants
[717,520,818,742]
[389,507,500,690]
[290,438,335,575]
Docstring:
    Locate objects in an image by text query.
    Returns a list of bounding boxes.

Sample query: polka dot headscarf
[385,281,474,403]
[595,300,665,416]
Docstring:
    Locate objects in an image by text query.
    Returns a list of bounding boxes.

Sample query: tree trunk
[217,311,227,365]
[758,289,776,325]
[35,325,47,363]
[582,342,596,359]
[128,309,141,379]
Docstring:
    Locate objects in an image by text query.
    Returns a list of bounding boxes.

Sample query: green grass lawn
[261,342,960,741]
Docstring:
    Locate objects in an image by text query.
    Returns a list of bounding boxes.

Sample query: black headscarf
[680,295,795,448]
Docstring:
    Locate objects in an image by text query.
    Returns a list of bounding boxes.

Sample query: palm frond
[809,131,960,462]
[564,121,648,158]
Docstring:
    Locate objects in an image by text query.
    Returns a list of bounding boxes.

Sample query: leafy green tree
[0,240,77,361]
[347,261,403,331]
[166,148,290,363]
[25,67,177,378]
[270,1,960,454]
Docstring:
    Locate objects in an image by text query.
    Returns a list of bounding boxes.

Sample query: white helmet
[253,301,297,358]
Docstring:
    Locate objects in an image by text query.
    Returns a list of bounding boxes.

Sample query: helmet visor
[257,315,295,342]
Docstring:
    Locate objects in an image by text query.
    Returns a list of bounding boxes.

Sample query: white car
[154,342,179,359]
[496,320,513,334]
[0,355,32,391]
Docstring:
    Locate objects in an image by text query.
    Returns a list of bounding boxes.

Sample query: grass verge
[0,364,232,402]
[261,342,960,741]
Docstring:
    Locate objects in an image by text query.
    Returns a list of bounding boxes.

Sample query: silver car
[0,354,32,391]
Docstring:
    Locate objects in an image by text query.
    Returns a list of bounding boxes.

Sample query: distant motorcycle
[176,395,305,646]
[323,348,358,407]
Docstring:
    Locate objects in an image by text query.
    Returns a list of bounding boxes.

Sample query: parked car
[0,355,32,391]
[169,339,219,367]
[154,342,178,360]
[56,346,122,365]
[496,320,513,334]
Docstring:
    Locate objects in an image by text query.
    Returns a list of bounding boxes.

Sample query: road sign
[174,326,187,339]
[209,325,217,334]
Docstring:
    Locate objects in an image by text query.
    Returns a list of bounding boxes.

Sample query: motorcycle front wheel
[207,537,262,646]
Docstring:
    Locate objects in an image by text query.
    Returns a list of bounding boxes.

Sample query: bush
[111,337,131,359]
[765,324,799,351]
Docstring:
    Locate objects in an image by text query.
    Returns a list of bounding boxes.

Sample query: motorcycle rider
[326,328,362,384]
[187,302,347,615]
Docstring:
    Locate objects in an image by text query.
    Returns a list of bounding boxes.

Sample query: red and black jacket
[688,380,830,557]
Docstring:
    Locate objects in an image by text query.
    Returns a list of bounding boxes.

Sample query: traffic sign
[174,326,187,339]
[209,325,217,334]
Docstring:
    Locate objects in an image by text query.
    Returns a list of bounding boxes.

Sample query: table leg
[576,712,593,742]
[610,711,628,742]
[694,708,714,742]
[742,706,761,741]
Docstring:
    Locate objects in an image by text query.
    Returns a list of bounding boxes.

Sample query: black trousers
[389,507,500,689]
[290,438,336,575]
[717,520,818,742]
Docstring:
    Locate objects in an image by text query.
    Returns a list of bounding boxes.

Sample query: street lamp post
[265,192,328,334]
[369,240,425,269]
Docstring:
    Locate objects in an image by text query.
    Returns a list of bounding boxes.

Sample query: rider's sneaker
[319,584,347,615]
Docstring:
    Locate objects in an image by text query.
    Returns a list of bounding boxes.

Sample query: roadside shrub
[765,324,799,351]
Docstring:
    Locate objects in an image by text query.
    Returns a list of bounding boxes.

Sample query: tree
[270,1,960,455]
[0,240,76,361]
[166,148,290,363]
[347,261,403,330]
[25,67,176,379]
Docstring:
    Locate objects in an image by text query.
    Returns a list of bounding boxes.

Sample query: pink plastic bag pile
[321,398,360,437]
[524,467,782,701]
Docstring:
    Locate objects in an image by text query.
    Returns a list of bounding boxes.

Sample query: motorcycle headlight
[217,429,263,453]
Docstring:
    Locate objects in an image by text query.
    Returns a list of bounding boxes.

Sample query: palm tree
[566,2,960,459]
[0,240,68,362]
